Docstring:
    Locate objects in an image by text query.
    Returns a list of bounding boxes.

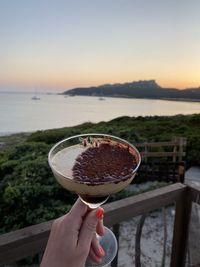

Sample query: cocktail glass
[48,133,141,267]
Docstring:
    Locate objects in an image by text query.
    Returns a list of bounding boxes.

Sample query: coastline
[1,93,200,136]
[0,112,200,140]
[63,93,200,103]
[2,90,199,103]
[159,97,200,103]
[0,131,32,137]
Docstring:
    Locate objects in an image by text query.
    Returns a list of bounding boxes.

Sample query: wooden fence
[1,182,200,267]
[134,137,187,183]
[135,137,187,161]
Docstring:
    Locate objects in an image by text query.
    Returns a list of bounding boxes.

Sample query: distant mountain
[63,80,200,101]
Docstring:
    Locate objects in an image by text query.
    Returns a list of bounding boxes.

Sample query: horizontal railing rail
[140,151,186,158]
[135,137,187,161]
[135,139,187,148]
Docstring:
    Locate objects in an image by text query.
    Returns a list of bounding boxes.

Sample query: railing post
[135,214,147,267]
[170,188,192,267]
[172,137,177,163]
[144,142,148,164]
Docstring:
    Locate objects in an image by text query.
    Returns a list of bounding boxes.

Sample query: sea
[0,92,200,136]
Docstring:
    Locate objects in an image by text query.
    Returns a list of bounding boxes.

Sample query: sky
[0,0,200,92]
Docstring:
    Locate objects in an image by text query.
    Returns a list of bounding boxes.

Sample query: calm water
[0,92,200,135]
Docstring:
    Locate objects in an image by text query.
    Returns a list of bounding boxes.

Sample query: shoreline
[0,131,32,137]
[2,90,200,103]
[63,94,200,103]
[1,112,200,138]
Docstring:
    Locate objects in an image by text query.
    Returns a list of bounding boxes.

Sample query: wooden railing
[135,137,187,162]
[135,137,187,183]
[0,182,200,267]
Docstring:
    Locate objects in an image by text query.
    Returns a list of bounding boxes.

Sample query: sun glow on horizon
[0,0,200,92]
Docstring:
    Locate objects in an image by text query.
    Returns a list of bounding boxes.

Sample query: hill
[63,80,200,101]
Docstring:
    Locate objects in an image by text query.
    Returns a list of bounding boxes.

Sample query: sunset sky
[0,0,200,92]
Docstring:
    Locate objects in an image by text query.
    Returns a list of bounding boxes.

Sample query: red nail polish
[95,208,104,219]
[94,255,102,263]
[99,246,105,256]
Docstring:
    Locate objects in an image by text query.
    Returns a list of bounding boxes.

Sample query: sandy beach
[117,206,175,267]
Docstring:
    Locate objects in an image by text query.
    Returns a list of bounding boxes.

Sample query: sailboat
[31,89,40,100]
[98,97,105,101]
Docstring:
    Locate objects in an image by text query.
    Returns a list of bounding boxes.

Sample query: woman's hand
[40,199,105,267]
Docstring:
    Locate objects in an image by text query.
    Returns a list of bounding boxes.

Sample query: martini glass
[48,133,141,267]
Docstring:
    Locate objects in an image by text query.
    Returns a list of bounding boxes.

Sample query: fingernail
[95,208,104,219]
[94,255,102,263]
[99,246,105,256]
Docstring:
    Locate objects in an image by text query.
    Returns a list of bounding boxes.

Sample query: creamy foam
[51,144,87,178]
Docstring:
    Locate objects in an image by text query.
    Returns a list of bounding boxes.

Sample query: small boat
[31,89,40,100]
[31,96,40,100]
[98,97,105,101]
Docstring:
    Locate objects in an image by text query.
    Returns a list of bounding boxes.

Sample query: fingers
[89,234,105,261]
[64,199,106,263]
[96,218,105,236]
[69,198,87,217]
[89,239,105,263]
[89,244,104,264]
[66,198,87,229]
[77,207,104,251]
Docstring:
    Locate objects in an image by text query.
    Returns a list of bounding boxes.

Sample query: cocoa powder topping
[72,141,137,184]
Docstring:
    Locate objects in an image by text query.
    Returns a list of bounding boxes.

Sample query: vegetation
[0,114,200,234]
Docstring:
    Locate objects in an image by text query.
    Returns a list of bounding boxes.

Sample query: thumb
[77,208,104,250]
